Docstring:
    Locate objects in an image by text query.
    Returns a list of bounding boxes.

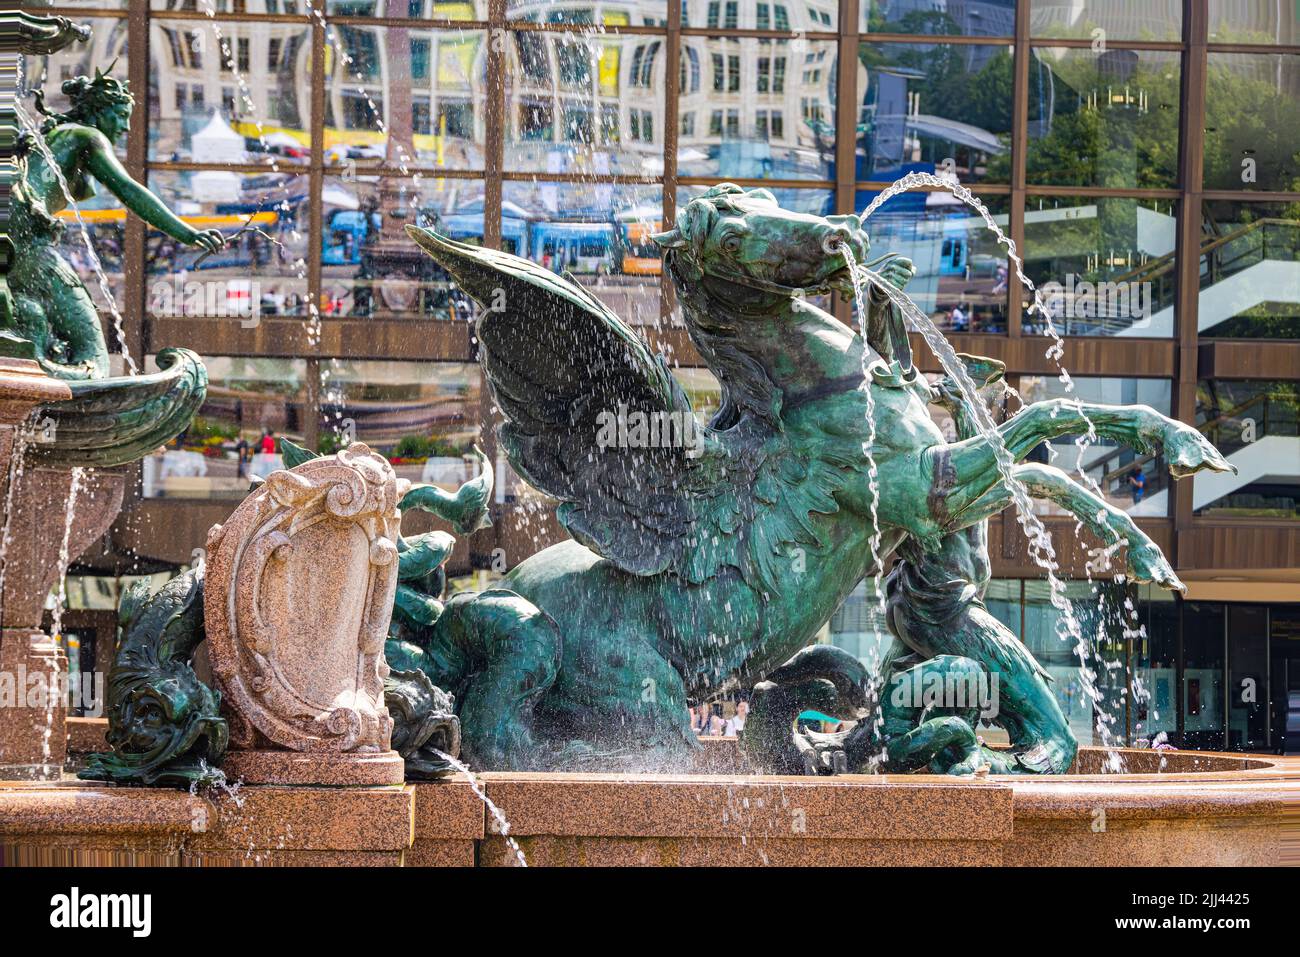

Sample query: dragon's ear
[651,228,687,249]
[280,438,320,469]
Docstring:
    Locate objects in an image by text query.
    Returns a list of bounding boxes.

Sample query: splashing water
[48,467,85,643]
[433,750,527,867]
[15,101,137,375]
[854,264,1098,743]
[859,172,1114,517]
[831,243,886,616]
[859,173,1132,760]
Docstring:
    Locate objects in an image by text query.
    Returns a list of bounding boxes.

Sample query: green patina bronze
[79,569,229,787]
[84,441,490,785]
[5,62,222,378]
[0,27,212,466]
[397,183,1233,773]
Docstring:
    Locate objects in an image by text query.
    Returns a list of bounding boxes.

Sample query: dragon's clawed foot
[1160,421,1236,479]
[1126,540,1186,594]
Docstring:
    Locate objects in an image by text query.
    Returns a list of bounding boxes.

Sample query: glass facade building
[24,0,1300,753]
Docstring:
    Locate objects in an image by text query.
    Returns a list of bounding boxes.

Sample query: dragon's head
[92,663,229,786]
[653,183,870,298]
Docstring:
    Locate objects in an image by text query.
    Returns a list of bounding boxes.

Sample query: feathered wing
[406,227,860,591]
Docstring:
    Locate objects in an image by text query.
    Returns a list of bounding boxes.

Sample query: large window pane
[318,359,484,490]
[864,0,1015,37]
[324,23,486,172]
[326,0,486,17]
[1183,601,1225,750]
[1227,604,1269,751]
[1197,201,1300,340]
[1023,579,1132,748]
[1209,1,1300,44]
[153,2,313,12]
[149,18,312,164]
[1133,585,1177,747]
[1023,194,1177,337]
[504,181,663,324]
[1204,53,1300,193]
[146,169,311,317]
[858,42,1013,185]
[513,0,666,24]
[506,31,657,176]
[142,356,309,500]
[856,189,1010,333]
[1195,379,1300,519]
[1026,47,1180,189]
[1019,375,1173,517]
[680,36,837,181]
[1030,1,1181,42]
[320,175,484,320]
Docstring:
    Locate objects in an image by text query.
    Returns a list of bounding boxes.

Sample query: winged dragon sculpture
[397,183,1232,773]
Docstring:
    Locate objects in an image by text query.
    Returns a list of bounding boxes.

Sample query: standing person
[259,428,276,454]
[724,699,749,736]
[1129,468,1146,504]
[235,435,250,478]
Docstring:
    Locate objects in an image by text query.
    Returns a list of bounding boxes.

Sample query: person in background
[235,435,250,478]
[1129,468,1146,504]
[259,428,276,454]
[724,699,748,736]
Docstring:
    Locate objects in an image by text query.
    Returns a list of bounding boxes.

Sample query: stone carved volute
[204,444,410,762]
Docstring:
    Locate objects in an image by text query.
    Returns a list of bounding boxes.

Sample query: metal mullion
[856,31,1013,46]
[483,0,506,250]
[509,21,669,36]
[124,2,149,368]
[661,0,681,322]
[677,175,836,189]
[149,10,313,26]
[147,160,320,175]
[328,16,490,29]
[119,0,151,519]
[1173,0,1207,567]
[856,181,1013,194]
[306,8,325,362]
[1025,38,1184,52]
[832,0,859,328]
[681,28,838,41]
[30,7,128,18]
[1008,0,1029,339]
[1206,42,1300,55]
[1202,189,1300,202]
[502,171,662,185]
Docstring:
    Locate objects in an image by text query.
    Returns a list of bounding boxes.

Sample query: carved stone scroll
[203,444,407,785]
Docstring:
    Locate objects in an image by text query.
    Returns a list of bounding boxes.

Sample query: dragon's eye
[721,233,743,253]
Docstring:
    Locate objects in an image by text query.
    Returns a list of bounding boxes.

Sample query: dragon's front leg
[928,399,1235,520]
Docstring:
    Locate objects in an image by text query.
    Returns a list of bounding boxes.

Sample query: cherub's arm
[83,132,224,252]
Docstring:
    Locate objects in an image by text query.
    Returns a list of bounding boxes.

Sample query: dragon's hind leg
[414,589,563,770]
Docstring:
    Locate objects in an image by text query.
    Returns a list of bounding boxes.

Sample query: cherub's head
[652,183,871,298]
[39,65,134,142]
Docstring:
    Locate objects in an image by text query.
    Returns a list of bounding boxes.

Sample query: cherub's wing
[407,227,859,589]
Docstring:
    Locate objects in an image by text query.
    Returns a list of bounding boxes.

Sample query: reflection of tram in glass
[617,207,663,277]
[320,198,663,280]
